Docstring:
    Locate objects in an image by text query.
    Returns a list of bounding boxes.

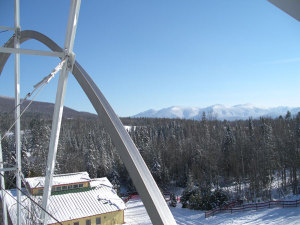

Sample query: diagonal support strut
[0,30,177,225]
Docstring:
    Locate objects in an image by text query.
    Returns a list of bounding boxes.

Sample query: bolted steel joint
[66,52,75,71]
[15,27,21,41]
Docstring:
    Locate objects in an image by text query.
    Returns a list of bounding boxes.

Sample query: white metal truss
[0,26,15,31]
[0,1,80,224]
[0,29,178,225]
[0,47,64,57]
[0,1,178,224]
[0,1,299,224]
[40,0,81,224]
[268,0,300,21]
[14,0,22,224]
[0,135,8,225]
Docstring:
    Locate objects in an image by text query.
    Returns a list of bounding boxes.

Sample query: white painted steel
[14,1,21,224]
[0,135,8,225]
[0,47,64,57]
[0,26,14,31]
[0,167,17,172]
[0,30,177,225]
[40,1,81,224]
[73,62,177,225]
[268,0,300,21]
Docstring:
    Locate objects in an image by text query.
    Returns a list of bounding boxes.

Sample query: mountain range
[1,95,299,121]
[133,104,300,121]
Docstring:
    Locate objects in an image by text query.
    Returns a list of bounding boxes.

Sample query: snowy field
[124,197,300,225]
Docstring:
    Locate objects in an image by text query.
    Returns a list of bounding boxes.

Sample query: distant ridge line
[0,95,96,118]
[133,104,300,121]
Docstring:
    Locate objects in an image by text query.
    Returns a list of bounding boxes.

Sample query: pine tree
[222,123,235,179]
[259,118,275,199]
[29,119,50,176]
[180,173,195,208]
[292,112,300,194]
[21,133,30,177]
[169,193,177,207]
[285,111,292,120]
[85,131,99,178]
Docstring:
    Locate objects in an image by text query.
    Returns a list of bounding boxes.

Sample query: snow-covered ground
[124,196,300,225]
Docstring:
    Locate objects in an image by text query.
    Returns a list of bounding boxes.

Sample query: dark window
[62,186,67,191]
[73,184,79,189]
[56,186,62,191]
[68,185,73,190]
[86,219,91,225]
[74,222,79,225]
[96,217,101,224]
[79,183,84,188]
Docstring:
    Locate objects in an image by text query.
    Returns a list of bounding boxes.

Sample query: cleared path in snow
[125,197,300,225]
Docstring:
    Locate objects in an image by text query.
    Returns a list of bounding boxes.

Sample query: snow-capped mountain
[133,104,300,120]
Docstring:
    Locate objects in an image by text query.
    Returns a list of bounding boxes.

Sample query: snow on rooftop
[6,177,126,224]
[25,171,91,189]
[90,177,113,188]
[124,125,137,132]
[124,125,132,132]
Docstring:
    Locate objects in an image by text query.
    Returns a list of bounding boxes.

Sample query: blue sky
[1,0,300,117]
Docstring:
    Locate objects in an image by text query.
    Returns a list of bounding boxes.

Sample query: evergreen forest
[1,111,300,209]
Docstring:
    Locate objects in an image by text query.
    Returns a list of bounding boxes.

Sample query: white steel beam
[0,47,64,57]
[0,167,17,172]
[268,0,300,21]
[0,26,14,31]
[14,0,21,224]
[0,30,177,225]
[40,1,81,224]
[0,135,8,225]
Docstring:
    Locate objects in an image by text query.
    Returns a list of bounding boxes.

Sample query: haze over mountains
[133,104,300,121]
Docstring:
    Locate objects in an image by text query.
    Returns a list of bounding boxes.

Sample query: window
[73,222,79,225]
[73,184,79,189]
[96,217,101,225]
[68,185,73,190]
[86,219,91,225]
[62,186,67,191]
[38,189,43,195]
[56,186,62,191]
[79,183,84,188]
